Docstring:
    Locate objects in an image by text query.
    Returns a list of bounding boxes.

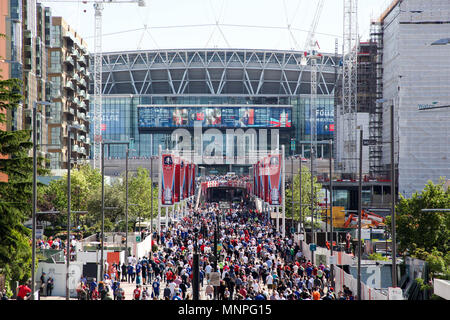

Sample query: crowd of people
[74,199,352,301]
[16,174,353,301]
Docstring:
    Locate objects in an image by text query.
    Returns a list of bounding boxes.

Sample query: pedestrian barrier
[301,240,388,300]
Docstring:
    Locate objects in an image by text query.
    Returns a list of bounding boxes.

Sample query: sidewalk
[39,278,208,300]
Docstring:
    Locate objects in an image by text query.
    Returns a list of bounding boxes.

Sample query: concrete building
[373,0,450,197]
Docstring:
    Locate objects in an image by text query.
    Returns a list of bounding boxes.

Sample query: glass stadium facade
[90,49,340,163]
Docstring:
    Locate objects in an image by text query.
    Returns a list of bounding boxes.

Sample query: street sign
[363,139,377,146]
[309,243,317,252]
[329,255,337,265]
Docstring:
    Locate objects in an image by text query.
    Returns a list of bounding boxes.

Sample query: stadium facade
[90,48,340,173]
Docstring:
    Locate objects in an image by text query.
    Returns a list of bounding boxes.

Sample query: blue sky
[40,0,392,53]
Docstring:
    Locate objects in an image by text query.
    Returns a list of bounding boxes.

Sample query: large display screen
[304,105,334,135]
[138,105,292,129]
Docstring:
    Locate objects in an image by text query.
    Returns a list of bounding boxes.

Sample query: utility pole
[391,103,397,288]
[125,148,129,257]
[31,101,51,300]
[357,128,363,300]
[311,146,315,265]
[66,130,71,300]
[100,142,105,279]
[329,139,334,287]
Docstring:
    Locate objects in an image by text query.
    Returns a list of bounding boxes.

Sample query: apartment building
[46,16,90,170]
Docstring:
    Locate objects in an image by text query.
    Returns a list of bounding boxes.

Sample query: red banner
[263,156,270,203]
[174,156,180,203]
[180,158,185,201]
[268,154,282,205]
[161,154,175,205]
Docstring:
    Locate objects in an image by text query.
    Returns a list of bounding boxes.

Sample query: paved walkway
[39,278,208,300]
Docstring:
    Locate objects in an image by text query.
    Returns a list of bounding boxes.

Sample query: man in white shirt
[266,273,273,289]
[165,280,175,298]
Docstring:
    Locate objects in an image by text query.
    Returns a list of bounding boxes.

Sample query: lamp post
[31,100,51,300]
[357,128,363,300]
[100,140,131,278]
[329,139,334,288]
[192,227,200,300]
[376,97,398,288]
[310,146,315,264]
[66,123,82,300]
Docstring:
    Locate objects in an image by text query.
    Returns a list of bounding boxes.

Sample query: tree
[393,179,450,280]
[393,179,450,255]
[39,164,102,235]
[285,164,323,229]
[0,76,34,289]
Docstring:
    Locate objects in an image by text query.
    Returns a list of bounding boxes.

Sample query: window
[50,76,61,97]
[50,127,61,145]
[50,25,61,47]
[50,51,61,73]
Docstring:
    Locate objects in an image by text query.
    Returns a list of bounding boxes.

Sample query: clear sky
[39,0,393,54]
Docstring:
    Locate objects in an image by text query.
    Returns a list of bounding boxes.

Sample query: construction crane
[300,0,324,246]
[303,0,324,164]
[91,0,146,170]
[41,0,145,170]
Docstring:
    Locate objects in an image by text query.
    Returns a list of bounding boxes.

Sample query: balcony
[78,112,86,120]
[79,78,87,88]
[73,97,80,105]
[72,144,80,153]
[64,55,74,66]
[72,73,80,82]
[79,101,87,111]
[78,55,87,66]
[64,81,75,91]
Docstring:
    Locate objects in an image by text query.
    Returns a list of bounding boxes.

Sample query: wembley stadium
[90,48,339,174]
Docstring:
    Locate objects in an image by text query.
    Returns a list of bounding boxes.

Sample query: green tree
[40,164,102,235]
[285,165,323,229]
[393,179,450,280]
[393,179,450,255]
[0,77,34,289]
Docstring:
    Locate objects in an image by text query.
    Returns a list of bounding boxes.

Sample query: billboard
[305,104,334,135]
[138,105,292,129]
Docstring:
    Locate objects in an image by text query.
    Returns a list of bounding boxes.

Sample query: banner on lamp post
[161,153,175,206]
[268,153,282,206]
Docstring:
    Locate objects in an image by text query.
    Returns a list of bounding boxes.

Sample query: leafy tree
[39,164,102,236]
[393,179,450,256]
[285,165,323,229]
[393,179,450,281]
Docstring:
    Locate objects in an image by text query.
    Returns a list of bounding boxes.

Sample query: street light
[66,123,82,300]
[357,127,363,300]
[375,97,398,288]
[100,140,131,279]
[31,100,51,300]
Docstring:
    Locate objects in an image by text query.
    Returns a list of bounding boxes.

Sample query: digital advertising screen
[138,105,292,129]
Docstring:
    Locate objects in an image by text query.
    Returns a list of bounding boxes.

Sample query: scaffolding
[368,21,384,177]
